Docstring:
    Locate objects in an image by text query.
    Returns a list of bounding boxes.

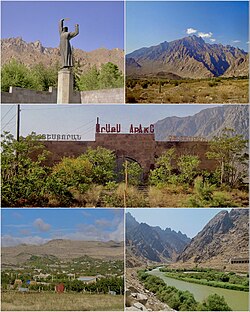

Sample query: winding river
[147,267,249,311]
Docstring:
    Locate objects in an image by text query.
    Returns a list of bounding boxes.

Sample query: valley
[126,35,249,103]
[125,209,249,311]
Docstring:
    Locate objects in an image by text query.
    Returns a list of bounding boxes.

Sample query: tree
[1,132,50,207]
[177,155,200,184]
[80,147,116,184]
[1,59,39,92]
[123,161,143,186]
[149,148,176,185]
[76,65,99,91]
[1,59,58,92]
[98,62,124,89]
[200,294,232,311]
[47,157,93,205]
[206,129,248,186]
[31,62,58,90]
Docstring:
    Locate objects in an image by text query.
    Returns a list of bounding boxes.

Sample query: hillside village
[2,255,124,294]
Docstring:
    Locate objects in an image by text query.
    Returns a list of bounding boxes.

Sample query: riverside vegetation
[1,59,123,92]
[126,76,249,103]
[138,270,232,311]
[159,267,249,292]
[1,129,248,207]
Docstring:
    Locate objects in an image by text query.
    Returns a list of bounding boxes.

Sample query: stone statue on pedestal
[59,18,79,68]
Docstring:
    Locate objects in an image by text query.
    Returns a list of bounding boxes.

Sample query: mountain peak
[127,35,248,78]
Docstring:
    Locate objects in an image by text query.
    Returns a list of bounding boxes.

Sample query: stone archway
[115,155,144,183]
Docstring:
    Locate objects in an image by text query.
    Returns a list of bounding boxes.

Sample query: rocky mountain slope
[176,209,249,266]
[126,35,248,78]
[1,37,124,73]
[126,213,190,267]
[1,239,124,265]
[155,105,249,141]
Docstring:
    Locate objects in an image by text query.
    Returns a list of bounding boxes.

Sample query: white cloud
[210,38,216,43]
[198,32,213,38]
[1,234,48,247]
[186,28,197,35]
[232,40,241,43]
[109,221,124,242]
[33,218,51,232]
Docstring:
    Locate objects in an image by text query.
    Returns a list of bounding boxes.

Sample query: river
[148,267,249,311]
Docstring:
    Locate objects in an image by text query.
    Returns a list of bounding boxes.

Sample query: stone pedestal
[57,68,73,104]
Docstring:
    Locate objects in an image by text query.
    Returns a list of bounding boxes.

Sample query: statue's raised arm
[69,24,79,39]
[59,18,79,68]
[59,18,64,34]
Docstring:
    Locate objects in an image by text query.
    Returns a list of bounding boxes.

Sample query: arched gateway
[42,119,217,179]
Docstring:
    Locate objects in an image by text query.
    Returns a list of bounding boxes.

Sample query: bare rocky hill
[1,37,124,73]
[1,239,124,265]
[126,213,190,267]
[155,105,249,141]
[126,35,248,78]
[176,209,249,268]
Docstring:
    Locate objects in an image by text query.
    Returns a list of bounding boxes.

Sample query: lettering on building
[41,134,82,141]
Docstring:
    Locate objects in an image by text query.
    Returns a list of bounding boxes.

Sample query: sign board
[41,134,82,141]
[96,117,154,134]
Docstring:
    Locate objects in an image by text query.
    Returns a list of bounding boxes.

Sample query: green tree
[199,294,232,311]
[76,65,99,91]
[98,62,124,89]
[123,161,143,186]
[206,129,248,186]
[1,131,50,207]
[80,147,116,184]
[149,148,176,185]
[1,59,39,92]
[177,155,200,184]
[31,62,58,90]
[46,157,93,206]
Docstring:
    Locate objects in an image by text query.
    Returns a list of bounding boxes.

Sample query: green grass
[1,291,124,311]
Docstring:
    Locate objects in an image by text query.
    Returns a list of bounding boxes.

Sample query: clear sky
[1,104,221,140]
[126,208,232,238]
[126,1,249,53]
[1,208,124,247]
[1,1,124,51]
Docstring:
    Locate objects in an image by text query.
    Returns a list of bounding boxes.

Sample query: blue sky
[1,1,124,51]
[1,104,221,140]
[126,1,249,53]
[126,208,232,238]
[1,208,124,247]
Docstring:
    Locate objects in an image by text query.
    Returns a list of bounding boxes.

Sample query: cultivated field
[126,77,249,103]
[1,292,124,311]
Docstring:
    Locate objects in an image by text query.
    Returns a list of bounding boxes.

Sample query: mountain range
[126,212,190,267]
[177,209,249,266]
[1,239,124,266]
[126,209,249,268]
[126,35,249,78]
[1,37,124,73]
[155,105,249,141]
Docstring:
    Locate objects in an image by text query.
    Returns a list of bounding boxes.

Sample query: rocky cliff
[177,209,249,266]
[126,213,190,267]
[1,37,124,73]
[155,105,249,141]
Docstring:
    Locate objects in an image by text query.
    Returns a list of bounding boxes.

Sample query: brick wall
[43,134,217,175]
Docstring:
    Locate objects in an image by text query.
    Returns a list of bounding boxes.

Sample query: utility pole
[124,160,128,208]
[16,104,20,141]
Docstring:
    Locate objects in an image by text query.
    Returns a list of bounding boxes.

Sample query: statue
[59,18,79,68]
